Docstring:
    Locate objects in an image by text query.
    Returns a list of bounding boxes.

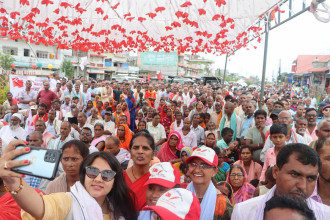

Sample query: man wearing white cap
[0,113,27,153]
[185,146,233,219]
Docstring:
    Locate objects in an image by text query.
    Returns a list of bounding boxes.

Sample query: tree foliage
[61,59,74,79]
[0,53,15,70]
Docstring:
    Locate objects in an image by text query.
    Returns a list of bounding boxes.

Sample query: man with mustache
[305,108,318,141]
[294,117,313,145]
[232,143,330,220]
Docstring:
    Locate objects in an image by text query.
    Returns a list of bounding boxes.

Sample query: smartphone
[68,117,78,125]
[12,146,62,180]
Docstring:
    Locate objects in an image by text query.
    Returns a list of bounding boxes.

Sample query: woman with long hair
[157,131,183,163]
[46,140,89,194]
[83,100,93,117]
[0,140,137,220]
[124,132,155,211]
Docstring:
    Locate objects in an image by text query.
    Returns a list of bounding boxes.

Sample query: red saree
[123,170,151,211]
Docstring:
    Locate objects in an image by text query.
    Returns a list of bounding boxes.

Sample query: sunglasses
[85,166,116,182]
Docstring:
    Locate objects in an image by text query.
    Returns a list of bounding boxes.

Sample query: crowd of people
[0,75,329,219]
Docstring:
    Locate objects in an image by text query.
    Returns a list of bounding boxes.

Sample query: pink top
[260,147,276,182]
[234,160,262,183]
[305,126,318,141]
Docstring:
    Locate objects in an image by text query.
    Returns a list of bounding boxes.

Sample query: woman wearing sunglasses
[0,140,137,220]
[185,146,233,220]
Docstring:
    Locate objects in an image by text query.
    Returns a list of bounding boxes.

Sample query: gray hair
[317,118,330,130]
[106,136,120,147]
[278,110,293,119]
[250,100,258,109]
[29,131,43,140]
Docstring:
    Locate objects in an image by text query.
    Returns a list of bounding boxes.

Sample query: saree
[0,192,22,220]
[124,170,151,211]
[234,160,262,183]
[145,90,156,107]
[226,165,255,204]
[116,124,133,150]
[157,131,184,162]
[125,97,136,131]
[113,111,124,126]
[92,95,101,108]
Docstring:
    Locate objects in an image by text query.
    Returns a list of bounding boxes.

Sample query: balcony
[116,67,129,73]
[12,56,61,69]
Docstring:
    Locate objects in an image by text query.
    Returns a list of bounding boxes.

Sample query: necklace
[131,167,138,180]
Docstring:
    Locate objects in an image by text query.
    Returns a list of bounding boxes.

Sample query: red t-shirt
[37,90,58,110]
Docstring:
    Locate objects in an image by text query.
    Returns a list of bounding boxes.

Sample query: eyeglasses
[188,162,215,170]
[85,166,116,182]
[81,133,92,136]
[306,114,317,117]
[229,173,244,178]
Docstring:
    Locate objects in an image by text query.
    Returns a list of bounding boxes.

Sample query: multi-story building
[0,39,71,76]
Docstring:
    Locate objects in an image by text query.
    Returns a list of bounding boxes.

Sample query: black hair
[254,110,267,118]
[38,103,47,109]
[72,96,79,101]
[53,99,61,104]
[198,113,205,119]
[240,145,253,154]
[274,101,284,107]
[62,140,89,159]
[205,113,211,118]
[175,111,182,115]
[138,120,147,128]
[305,108,317,115]
[129,131,155,151]
[263,195,316,220]
[250,179,259,188]
[277,143,321,172]
[221,127,233,137]
[224,95,233,101]
[119,114,128,120]
[81,126,92,133]
[79,152,137,219]
[232,98,238,103]
[152,112,160,118]
[217,181,233,199]
[315,136,330,154]
[270,123,288,136]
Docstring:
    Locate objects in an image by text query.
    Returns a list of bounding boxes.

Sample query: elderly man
[35,120,56,148]
[147,113,166,148]
[232,144,330,220]
[63,82,74,100]
[37,81,58,110]
[294,117,313,145]
[310,118,330,150]
[73,83,85,108]
[210,102,223,128]
[48,121,73,150]
[260,110,304,162]
[0,113,26,152]
[3,104,19,123]
[218,102,241,141]
[239,101,257,140]
[178,117,197,149]
[87,108,103,126]
[45,109,61,136]
[206,97,215,114]
[105,136,130,170]
[235,93,247,117]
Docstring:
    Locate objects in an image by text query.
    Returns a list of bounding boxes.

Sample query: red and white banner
[9,75,48,100]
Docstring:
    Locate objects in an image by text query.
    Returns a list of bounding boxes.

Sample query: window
[105,59,112,67]
[36,51,48,59]
[3,46,18,55]
[23,49,30,57]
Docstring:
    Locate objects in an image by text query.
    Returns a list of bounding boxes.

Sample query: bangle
[4,178,24,195]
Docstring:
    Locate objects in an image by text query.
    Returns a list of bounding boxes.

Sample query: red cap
[144,162,181,188]
[185,146,218,167]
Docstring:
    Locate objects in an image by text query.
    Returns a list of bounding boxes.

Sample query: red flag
[157,71,162,80]
[142,75,145,82]
[12,77,24,88]
[163,75,165,80]
[147,73,150,82]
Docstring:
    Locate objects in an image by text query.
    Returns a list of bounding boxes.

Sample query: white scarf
[69,181,103,220]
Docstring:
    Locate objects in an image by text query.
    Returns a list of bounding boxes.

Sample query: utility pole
[259,18,270,109]
[223,54,228,85]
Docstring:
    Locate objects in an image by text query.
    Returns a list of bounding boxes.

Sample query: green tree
[61,59,74,78]
[0,53,15,70]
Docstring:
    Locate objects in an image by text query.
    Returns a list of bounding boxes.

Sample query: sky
[202,10,330,81]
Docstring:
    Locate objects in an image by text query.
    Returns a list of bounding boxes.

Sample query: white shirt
[232,186,330,220]
[89,145,99,154]
[147,122,166,144]
[0,125,27,153]
[103,120,115,135]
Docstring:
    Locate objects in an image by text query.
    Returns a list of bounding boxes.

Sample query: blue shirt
[241,115,254,137]
[87,88,99,101]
